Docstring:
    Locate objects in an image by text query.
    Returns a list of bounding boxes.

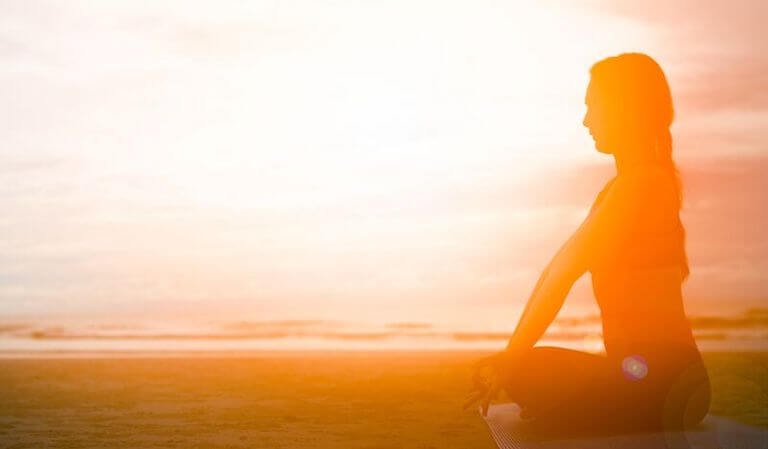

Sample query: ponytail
[656,128,681,209]
[657,127,690,280]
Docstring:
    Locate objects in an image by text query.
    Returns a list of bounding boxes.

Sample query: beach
[0,351,766,448]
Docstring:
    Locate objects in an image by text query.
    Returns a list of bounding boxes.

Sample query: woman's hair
[589,53,689,279]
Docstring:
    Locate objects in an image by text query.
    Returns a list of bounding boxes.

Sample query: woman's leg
[501,346,651,435]
[661,357,711,431]
[502,347,611,424]
[502,346,710,435]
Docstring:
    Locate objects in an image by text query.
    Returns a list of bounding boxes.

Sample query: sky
[1,0,766,329]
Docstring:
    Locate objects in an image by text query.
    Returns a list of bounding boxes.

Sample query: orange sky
[1,0,766,328]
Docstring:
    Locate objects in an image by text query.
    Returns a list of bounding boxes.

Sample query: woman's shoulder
[590,166,676,215]
[618,166,680,225]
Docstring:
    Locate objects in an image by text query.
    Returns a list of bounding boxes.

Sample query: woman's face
[583,78,652,155]
[582,80,614,154]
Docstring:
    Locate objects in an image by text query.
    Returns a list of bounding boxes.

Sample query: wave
[1,308,766,350]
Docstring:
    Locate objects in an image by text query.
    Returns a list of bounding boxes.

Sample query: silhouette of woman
[465,53,711,435]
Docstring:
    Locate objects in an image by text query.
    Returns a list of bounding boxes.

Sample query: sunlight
[156,1,653,220]
[4,0,758,340]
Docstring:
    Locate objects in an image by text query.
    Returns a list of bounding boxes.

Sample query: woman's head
[584,52,689,279]
[583,53,674,157]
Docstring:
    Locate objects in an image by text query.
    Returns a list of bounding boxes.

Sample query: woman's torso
[587,168,703,373]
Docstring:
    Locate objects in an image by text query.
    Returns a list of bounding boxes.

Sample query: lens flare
[622,355,648,381]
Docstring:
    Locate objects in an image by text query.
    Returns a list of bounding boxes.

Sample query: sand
[0,351,765,448]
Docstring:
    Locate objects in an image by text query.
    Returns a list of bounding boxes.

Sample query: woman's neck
[612,140,658,175]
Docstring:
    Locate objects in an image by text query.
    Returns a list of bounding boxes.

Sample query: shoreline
[1,348,765,359]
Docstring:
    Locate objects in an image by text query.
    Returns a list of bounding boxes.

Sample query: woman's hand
[462,350,518,416]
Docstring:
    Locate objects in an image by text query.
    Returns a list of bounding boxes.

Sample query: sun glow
[144,2,654,216]
[5,0,740,329]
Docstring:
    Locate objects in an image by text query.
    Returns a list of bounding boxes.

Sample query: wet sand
[0,351,765,448]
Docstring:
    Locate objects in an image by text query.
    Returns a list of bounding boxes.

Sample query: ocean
[1,308,766,356]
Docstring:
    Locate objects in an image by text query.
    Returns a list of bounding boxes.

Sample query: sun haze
[1,1,766,349]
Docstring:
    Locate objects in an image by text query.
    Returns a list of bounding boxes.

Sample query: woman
[464,53,711,435]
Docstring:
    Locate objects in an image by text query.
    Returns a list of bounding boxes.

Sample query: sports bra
[587,173,687,274]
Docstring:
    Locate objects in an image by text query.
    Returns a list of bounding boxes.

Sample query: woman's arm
[508,262,551,346]
[505,172,649,353]
[505,229,587,351]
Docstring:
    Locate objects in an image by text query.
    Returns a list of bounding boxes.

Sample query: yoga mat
[481,403,767,449]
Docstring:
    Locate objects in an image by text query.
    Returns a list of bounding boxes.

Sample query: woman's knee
[662,361,711,430]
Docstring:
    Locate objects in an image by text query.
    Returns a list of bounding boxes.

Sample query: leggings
[501,346,711,436]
